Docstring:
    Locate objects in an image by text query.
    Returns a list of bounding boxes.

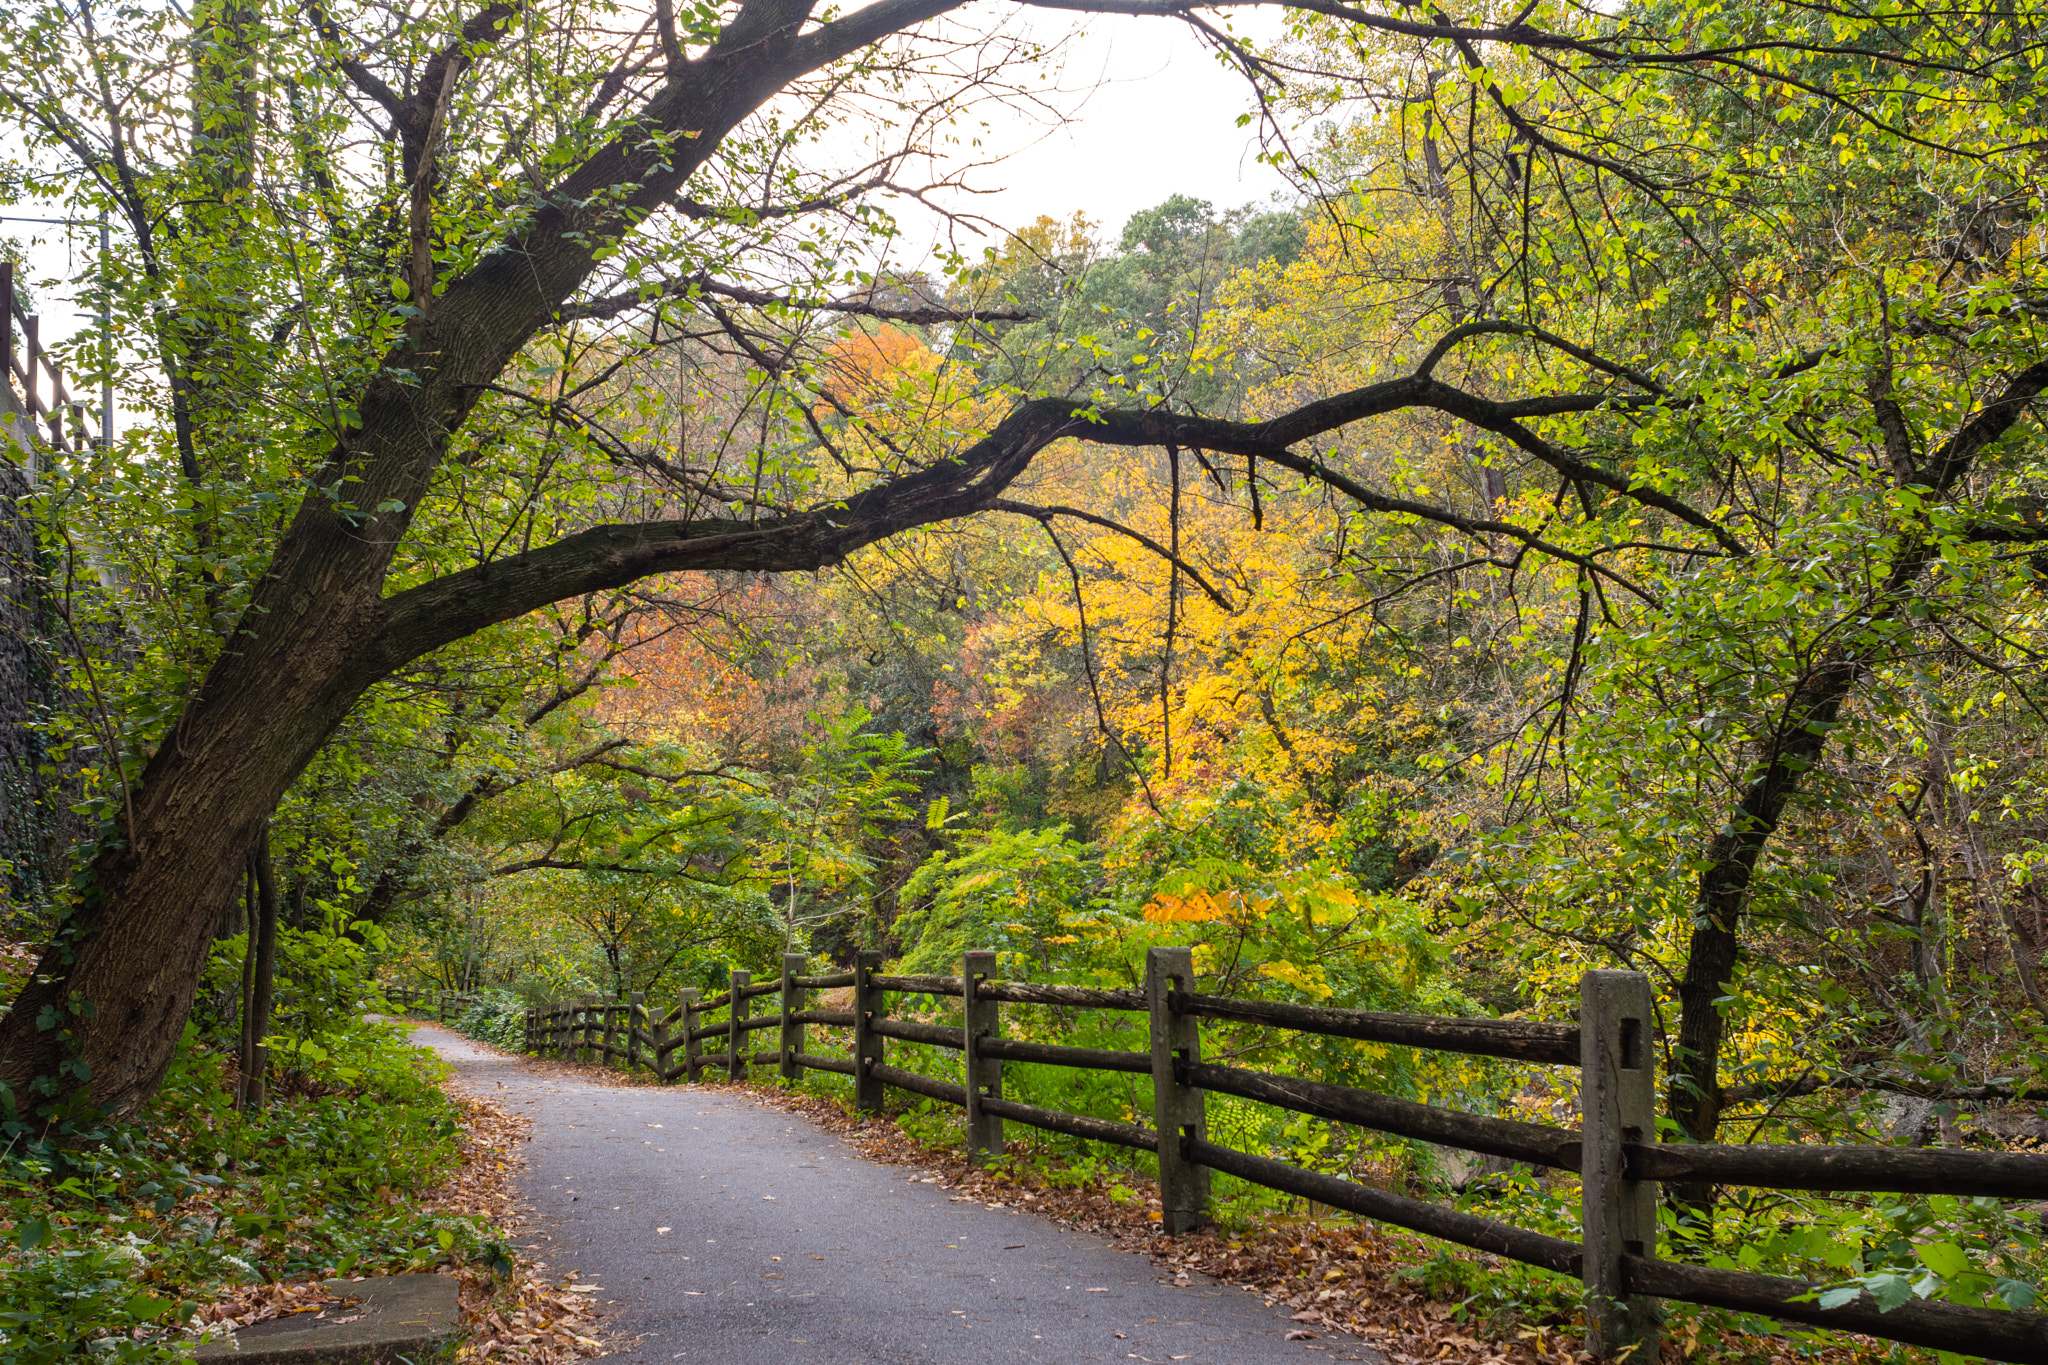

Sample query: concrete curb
[194,1274,459,1364]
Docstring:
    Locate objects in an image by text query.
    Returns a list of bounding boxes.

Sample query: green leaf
[1870,1274,1916,1312]
[122,1293,175,1321]
[1916,1241,1971,1280]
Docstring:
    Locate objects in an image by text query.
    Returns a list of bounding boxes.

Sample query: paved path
[415,1025,1380,1364]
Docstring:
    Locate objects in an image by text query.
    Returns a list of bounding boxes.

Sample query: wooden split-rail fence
[517,951,2048,1363]
[385,983,479,1023]
[2,261,106,462]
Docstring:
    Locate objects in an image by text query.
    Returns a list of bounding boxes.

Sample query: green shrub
[0,1019,509,1362]
[452,993,529,1051]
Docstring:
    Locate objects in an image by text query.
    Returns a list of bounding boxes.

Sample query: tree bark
[238,825,279,1110]
[0,0,963,1115]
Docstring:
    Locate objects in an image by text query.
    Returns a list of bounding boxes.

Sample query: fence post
[2,262,13,401]
[628,991,644,1071]
[964,949,1002,1163]
[23,314,38,418]
[580,994,598,1063]
[854,949,885,1114]
[1580,969,1659,1360]
[682,988,702,1082]
[650,996,670,1081]
[781,953,805,1084]
[729,970,750,1081]
[1147,946,1210,1234]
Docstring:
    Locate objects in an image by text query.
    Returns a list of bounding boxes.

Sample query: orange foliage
[816,325,926,412]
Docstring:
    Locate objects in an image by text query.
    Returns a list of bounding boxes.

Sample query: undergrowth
[0,1017,513,1363]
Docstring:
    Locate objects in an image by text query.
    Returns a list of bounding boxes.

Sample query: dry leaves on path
[190,1027,609,1364]
[429,1032,613,1363]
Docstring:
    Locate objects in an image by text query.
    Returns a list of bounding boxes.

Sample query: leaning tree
[1,0,2045,1147]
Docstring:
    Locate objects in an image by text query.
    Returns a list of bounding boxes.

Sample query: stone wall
[0,395,77,935]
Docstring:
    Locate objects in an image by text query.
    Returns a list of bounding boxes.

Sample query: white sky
[889,7,1299,250]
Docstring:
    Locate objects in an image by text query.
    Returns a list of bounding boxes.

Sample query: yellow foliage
[1257,958,1334,999]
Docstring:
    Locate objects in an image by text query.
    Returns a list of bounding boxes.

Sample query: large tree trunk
[0,0,941,1114]
[1659,359,2048,1215]
[1667,660,1859,1169]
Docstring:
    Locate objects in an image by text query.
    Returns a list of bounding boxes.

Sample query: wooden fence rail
[427,954,2048,1363]
[2,261,107,463]
[384,984,479,1024]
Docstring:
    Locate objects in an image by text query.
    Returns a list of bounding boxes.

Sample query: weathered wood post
[601,998,617,1067]
[23,313,38,417]
[729,970,750,1081]
[1147,946,1210,1234]
[853,949,885,1114]
[781,953,805,1084]
[628,991,645,1072]
[651,996,671,1082]
[579,994,598,1064]
[964,949,1003,1163]
[524,1008,535,1053]
[682,987,703,1082]
[1,263,13,398]
[1580,969,1659,1360]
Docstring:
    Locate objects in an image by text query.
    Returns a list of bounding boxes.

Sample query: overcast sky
[888,6,1299,249]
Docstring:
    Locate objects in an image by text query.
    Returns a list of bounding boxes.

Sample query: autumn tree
[1,0,2042,1142]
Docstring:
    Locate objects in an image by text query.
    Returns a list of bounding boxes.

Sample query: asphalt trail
[415,1024,1381,1365]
